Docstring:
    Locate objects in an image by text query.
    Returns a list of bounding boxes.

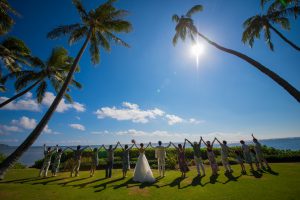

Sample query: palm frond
[89,32,100,64]
[68,26,88,45]
[172,14,180,23]
[263,24,274,50]
[71,79,82,89]
[72,0,89,21]
[64,93,73,103]
[172,32,179,46]
[102,20,132,33]
[186,5,203,18]
[47,24,81,39]
[36,81,47,103]
[103,31,130,48]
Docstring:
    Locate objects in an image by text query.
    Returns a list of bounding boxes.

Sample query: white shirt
[155,146,166,159]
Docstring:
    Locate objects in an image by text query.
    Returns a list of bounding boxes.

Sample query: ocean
[0,137,299,167]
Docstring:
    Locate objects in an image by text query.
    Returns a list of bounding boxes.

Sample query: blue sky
[0,0,299,146]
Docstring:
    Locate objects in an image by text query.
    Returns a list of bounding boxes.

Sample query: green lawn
[0,163,299,200]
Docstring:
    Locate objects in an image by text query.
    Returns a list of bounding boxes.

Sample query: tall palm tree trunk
[196,32,300,103]
[0,29,92,180]
[0,80,41,108]
[268,23,300,51]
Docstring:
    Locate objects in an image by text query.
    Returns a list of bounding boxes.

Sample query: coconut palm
[172,5,300,103]
[0,0,19,35]
[0,0,132,179]
[242,3,300,51]
[0,47,82,108]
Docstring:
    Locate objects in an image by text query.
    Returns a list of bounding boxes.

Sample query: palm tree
[172,5,300,103]
[242,3,300,51]
[0,0,132,179]
[0,47,82,108]
[0,0,19,35]
[0,37,33,91]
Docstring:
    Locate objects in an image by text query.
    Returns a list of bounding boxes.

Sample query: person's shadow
[251,170,263,178]
[0,177,43,184]
[160,176,183,189]
[32,177,68,185]
[223,172,242,184]
[209,174,221,184]
[58,177,89,186]
[264,167,279,176]
[113,178,135,189]
[94,177,124,192]
[69,177,106,188]
[180,175,209,189]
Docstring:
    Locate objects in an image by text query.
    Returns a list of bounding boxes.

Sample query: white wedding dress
[133,149,155,183]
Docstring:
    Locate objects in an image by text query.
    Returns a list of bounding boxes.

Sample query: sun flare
[191,43,204,57]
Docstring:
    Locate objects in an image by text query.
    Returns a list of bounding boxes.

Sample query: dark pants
[105,161,113,178]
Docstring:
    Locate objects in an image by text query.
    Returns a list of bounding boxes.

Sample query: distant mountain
[0,144,10,147]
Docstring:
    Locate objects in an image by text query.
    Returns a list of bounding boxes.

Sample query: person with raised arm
[132,140,155,183]
[103,142,120,178]
[240,140,254,171]
[171,140,189,178]
[39,144,57,177]
[215,137,233,173]
[69,145,90,177]
[119,141,135,178]
[185,138,205,176]
[150,141,171,177]
[90,146,103,177]
[201,137,219,175]
[252,134,271,169]
[51,146,69,177]
[234,149,246,174]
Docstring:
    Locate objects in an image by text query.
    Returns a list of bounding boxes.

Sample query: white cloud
[75,116,81,120]
[12,116,37,129]
[69,123,86,131]
[165,114,184,125]
[95,102,165,124]
[90,130,110,135]
[0,116,60,135]
[188,118,205,124]
[0,96,40,112]
[0,92,85,113]
[42,92,86,113]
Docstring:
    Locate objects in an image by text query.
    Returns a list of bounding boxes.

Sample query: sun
[190,42,205,68]
[191,42,204,57]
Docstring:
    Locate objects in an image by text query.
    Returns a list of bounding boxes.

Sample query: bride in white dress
[132,141,155,183]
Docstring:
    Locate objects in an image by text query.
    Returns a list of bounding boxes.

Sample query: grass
[0,163,299,200]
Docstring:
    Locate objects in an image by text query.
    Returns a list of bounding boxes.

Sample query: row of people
[39,134,270,182]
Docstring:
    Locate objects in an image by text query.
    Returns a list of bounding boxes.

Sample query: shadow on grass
[264,168,279,176]
[94,177,124,192]
[209,174,221,184]
[72,177,106,188]
[58,177,90,186]
[159,176,184,189]
[180,175,209,189]
[0,177,49,184]
[32,177,69,185]
[223,172,242,184]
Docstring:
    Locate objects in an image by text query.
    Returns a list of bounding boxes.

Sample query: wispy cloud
[165,114,184,125]
[0,94,40,111]
[94,102,164,123]
[42,92,85,113]
[0,116,60,135]
[94,102,204,126]
[90,130,110,135]
[69,123,86,131]
[0,92,86,113]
